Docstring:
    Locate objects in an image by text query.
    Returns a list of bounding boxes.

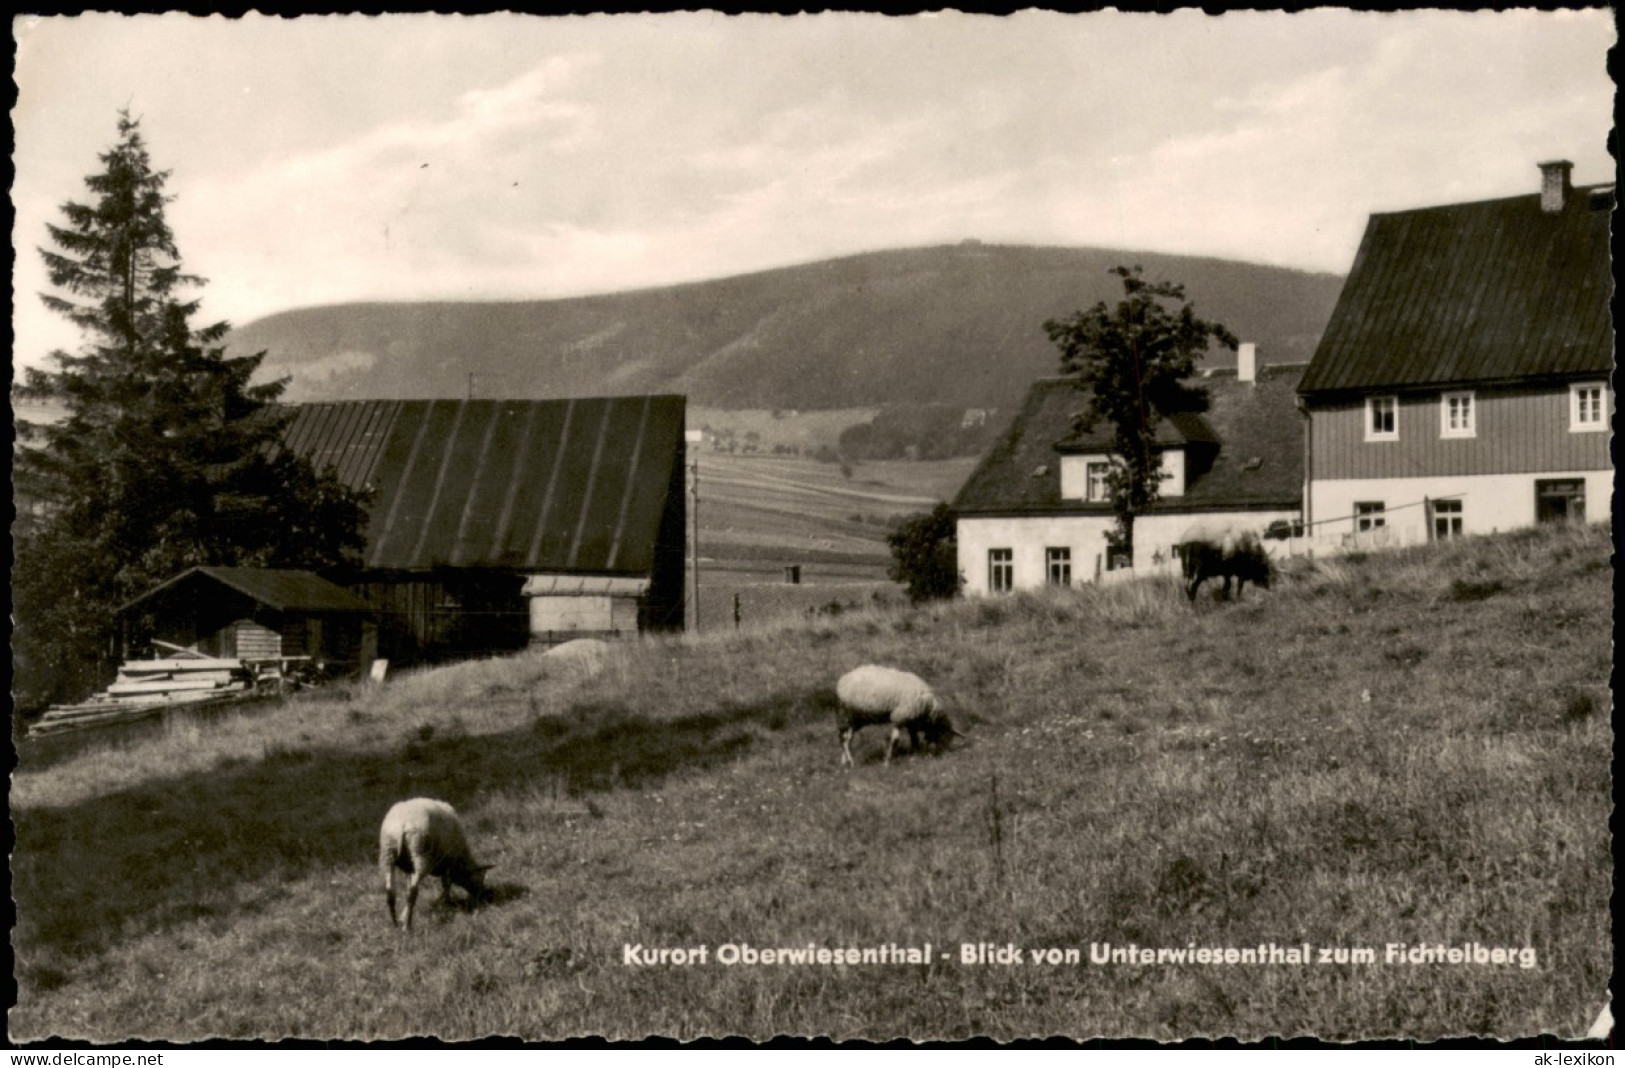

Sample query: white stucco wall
[1308,470,1610,548]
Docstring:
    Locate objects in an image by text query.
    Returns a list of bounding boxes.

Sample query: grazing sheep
[379,798,493,930]
[836,665,957,767]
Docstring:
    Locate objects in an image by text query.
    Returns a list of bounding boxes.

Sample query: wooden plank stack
[29,654,257,738]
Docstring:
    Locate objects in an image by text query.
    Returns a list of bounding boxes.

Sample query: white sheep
[835,665,957,767]
[378,798,493,930]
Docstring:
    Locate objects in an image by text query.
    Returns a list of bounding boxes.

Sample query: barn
[117,566,377,671]
[280,395,687,663]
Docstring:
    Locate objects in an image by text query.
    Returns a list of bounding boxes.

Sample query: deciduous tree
[886,502,962,603]
[1043,266,1236,562]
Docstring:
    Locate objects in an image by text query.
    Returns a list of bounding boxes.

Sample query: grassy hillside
[227,244,1343,411]
[11,524,1610,1042]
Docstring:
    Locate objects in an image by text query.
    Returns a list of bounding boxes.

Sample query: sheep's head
[918,707,958,751]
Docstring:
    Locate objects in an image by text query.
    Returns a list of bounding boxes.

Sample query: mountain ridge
[226,243,1345,411]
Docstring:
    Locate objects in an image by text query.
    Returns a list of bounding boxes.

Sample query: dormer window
[1440,391,1475,438]
[1365,396,1398,442]
[1085,461,1111,502]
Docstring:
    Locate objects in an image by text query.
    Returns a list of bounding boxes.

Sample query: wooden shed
[118,567,378,674]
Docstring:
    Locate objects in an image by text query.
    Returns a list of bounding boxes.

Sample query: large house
[953,349,1304,595]
[281,395,688,662]
[1298,161,1613,546]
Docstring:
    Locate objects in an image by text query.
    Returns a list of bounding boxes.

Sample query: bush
[886,502,962,604]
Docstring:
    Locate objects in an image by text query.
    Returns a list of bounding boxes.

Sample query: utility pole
[684,430,703,631]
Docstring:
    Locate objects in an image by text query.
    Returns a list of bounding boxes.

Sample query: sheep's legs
[884,727,903,764]
[385,871,399,927]
[403,872,423,931]
[840,727,856,767]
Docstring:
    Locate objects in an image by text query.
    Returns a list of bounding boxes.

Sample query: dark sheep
[1178,527,1273,602]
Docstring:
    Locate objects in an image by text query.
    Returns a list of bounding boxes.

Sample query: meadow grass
[9,523,1612,1042]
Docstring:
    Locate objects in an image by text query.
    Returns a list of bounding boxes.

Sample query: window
[1440,391,1475,438]
[1046,547,1071,587]
[1085,461,1111,503]
[1536,480,1585,524]
[1430,498,1463,540]
[1571,382,1607,432]
[1355,501,1386,533]
[1365,396,1398,441]
[988,548,1013,593]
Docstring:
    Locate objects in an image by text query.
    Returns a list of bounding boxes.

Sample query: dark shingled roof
[1056,409,1220,452]
[953,367,1305,515]
[121,567,375,615]
[1299,184,1614,396]
[282,396,686,573]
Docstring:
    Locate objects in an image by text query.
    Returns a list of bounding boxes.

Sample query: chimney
[1237,342,1258,384]
[1539,160,1573,213]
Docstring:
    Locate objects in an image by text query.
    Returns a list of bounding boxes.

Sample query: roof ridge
[1370,181,1614,217]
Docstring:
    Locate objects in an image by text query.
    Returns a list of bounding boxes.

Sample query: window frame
[988,548,1014,593]
[1570,381,1607,432]
[1045,546,1072,587]
[1365,395,1398,442]
[1430,498,1463,540]
[1084,460,1111,503]
[1440,391,1475,439]
[1355,501,1386,534]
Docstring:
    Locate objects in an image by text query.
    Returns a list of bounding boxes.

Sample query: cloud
[12,9,1614,377]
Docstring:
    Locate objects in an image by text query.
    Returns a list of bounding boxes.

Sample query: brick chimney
[1237,341,1257,384]
[1539,160,1573,213]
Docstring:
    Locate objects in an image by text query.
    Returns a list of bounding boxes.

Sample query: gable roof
[953,367,1305,516]
[121,567,375,615]
[281,396,686,573]
[1299,184,1614,396]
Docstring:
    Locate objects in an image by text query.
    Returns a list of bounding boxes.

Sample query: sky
[10,10,1616,376]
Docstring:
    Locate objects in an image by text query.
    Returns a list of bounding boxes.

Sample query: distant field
[688,406,878,455]
[692,451,977,573]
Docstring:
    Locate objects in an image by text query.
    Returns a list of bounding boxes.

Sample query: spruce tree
[13,111,368,709]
